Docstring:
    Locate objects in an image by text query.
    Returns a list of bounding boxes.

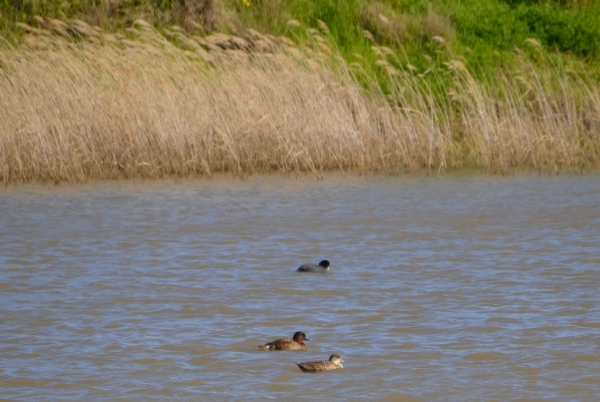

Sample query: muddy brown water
[1,173,599,400]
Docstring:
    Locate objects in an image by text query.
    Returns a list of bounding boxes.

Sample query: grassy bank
[4,1,599,74]
[1,1,599,183]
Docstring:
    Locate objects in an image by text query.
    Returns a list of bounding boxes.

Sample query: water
[1,173,599,401]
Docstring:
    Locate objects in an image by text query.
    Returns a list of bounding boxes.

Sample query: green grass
[225,0,600,99]
[2,0,599,101]
[2,1,599,73]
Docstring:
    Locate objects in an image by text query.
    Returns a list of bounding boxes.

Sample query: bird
[297,260,331,273]
[295,354,345,372]
[258,331,310,350]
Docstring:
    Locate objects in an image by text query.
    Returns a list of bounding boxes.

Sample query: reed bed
[1,20,599,183]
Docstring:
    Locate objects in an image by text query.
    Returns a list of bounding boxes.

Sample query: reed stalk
[0,19,598,184]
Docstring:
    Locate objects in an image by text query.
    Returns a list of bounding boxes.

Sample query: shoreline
[2,168,599,190]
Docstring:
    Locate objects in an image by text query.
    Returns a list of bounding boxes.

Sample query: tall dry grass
[0,20,599,183]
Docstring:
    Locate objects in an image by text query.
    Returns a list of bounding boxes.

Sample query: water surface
[1,173,599,400]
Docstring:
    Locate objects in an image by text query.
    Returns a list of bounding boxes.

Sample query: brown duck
[258,331,310,351]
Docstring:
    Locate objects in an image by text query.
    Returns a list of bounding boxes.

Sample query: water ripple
[1,174,599,400]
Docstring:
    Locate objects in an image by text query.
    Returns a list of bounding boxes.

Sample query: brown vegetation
[0,18,599,184]
[359,2,453,45]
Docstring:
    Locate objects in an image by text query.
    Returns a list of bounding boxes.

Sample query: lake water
[1,173,599,401]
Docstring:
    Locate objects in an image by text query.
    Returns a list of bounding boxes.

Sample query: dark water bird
[297,260,331,273]
[295,354,345,372]
[258,331,310,350]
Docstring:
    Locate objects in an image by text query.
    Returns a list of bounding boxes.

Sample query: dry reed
[0,20,599,184]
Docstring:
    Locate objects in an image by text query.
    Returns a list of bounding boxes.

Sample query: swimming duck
[258,331,310,351]
[297,260,331,273]
[295,354,345,372]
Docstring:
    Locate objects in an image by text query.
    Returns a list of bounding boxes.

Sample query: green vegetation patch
[2,1,600,68]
